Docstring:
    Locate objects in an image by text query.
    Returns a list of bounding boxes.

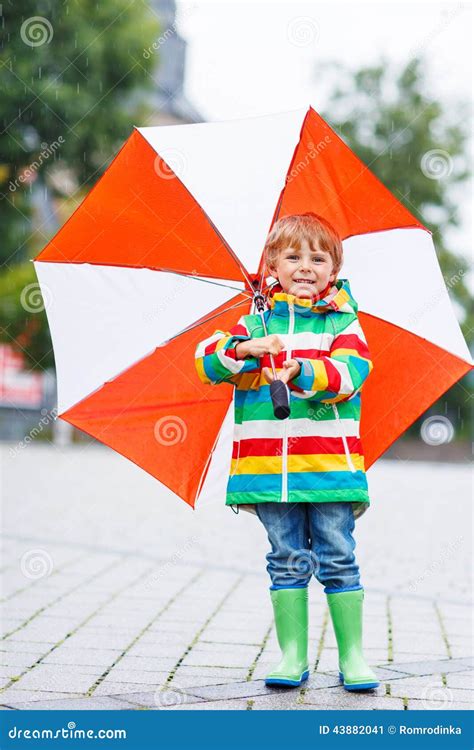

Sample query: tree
[0,0,160,266]
[315,56,473,440]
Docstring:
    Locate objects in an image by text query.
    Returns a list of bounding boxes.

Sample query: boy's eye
[286,255,325,262]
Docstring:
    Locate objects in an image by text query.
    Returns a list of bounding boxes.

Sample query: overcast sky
[176,0,472,278]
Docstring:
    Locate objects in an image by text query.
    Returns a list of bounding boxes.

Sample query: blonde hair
[264,212,343,277]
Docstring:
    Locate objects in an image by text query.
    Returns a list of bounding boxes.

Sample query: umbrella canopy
[33,105,472,508]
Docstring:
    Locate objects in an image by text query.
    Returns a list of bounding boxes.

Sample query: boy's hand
[235,334,284,359]
[263,359,301,385]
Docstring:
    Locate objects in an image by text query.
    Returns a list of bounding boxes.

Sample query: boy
[194,213,379,691]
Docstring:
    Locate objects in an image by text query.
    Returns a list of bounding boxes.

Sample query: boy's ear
[266,264,278,278]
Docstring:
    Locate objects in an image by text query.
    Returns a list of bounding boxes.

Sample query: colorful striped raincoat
[194,278,373,519]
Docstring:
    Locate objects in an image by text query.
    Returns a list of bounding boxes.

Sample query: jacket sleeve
[194,315,260,386]
[288,315,373,403]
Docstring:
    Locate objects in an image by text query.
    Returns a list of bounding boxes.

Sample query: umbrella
[33,105,473,509]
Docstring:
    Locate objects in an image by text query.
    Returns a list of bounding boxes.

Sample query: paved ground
[0,442,472,710]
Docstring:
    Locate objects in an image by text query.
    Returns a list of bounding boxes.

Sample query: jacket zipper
[281,302,295,502]
[331,403,357,473]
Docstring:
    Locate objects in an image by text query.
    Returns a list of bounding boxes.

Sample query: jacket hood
[266,278,358,317]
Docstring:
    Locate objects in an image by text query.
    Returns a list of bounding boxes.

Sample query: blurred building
[145,0,204,125]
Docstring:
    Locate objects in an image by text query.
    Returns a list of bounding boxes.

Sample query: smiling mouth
[293,279,316,284]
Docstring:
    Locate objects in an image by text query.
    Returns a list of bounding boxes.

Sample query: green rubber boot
[326,588,380,691]
[265,587,310,687]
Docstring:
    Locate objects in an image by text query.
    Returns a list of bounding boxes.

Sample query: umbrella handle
[253,291,291,420]
[270,379,290,420]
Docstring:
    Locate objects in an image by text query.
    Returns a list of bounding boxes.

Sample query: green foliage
[0,0,160,264]
[0,261,53,369]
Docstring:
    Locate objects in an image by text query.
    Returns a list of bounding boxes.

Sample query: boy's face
[268,237,337,301]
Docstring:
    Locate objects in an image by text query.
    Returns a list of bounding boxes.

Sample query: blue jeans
[255,502,362,594]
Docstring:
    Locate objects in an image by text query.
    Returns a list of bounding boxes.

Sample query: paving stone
[0,653,42,669]
[0,665,25,679]
[2,695,131,710]
[165,675,244,689]
[445,671,474,689]
[109,689,206,709]
[124,644,179,660]
[6,665,100,692]
[250,693,316,710]
[198,633,263,646]
[386,657,472,676]
[104,668,172,685]
[110,655,178,673]
[0,641,54,654]
[183,679,277,701]
[41,647,123,667]
[129,631,191,646]
[180,648,256,669]
[175,665,249,680]
[160,698,250,710]
[303,689,404,710]
[304,673,340,689]
[0,689,85,703]
[5,619,81,643]
[117,655,177,672]
[92,677,162,694]
[1,618,30,636]
[388,683,459,700]
[60,633,135,650]
[384,675,444,689]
